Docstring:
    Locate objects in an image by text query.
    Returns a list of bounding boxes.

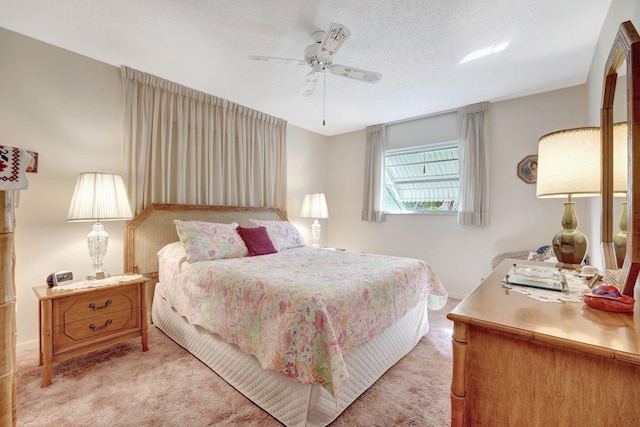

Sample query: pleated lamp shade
[300,193,329,219]
[67,172,133,222]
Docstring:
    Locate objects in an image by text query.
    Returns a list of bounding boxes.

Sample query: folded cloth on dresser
[158,244,447,398]
[0,146,32,190]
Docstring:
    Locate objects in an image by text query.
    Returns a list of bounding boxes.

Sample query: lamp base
[551,201,587,268]
[613,200,628,269]
[87,221,109,280]
[311,219,322,248]
[86,272,111,281]
[613,231,627,269]
[554,261,584,270]
[552,228,588,267]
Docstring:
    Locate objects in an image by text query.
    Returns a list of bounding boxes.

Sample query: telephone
[46,270,73,287]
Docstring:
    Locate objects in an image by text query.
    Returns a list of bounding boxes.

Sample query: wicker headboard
[124,203,287,279]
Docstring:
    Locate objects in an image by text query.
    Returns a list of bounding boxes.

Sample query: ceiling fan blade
[329,64,382,83]
[249,55,306,65]
[299,72,319,98]
[316,23,350,63]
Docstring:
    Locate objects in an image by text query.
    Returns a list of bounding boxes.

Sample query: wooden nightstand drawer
[52,285,140,328]
[53,307,141,355]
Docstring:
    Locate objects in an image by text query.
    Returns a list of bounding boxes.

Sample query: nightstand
[32,275,149,387]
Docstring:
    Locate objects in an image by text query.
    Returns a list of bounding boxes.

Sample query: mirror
[601,21,640,296]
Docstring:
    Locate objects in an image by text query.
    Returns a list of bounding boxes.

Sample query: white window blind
[384,141,459,213]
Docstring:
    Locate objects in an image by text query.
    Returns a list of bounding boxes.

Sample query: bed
[124,203,447,426]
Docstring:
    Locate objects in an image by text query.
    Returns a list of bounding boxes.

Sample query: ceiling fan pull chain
[323,71,326,126]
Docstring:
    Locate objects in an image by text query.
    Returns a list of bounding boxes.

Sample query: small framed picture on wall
[517,154,537,184]
[26,151,38,173]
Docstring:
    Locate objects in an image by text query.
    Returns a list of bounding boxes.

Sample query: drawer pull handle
[89,300,112,310]
[89,319,112,331]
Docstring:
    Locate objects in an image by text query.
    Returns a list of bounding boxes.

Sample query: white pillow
[157,241,186,262]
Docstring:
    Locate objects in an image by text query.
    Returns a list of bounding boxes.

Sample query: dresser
[33,275,149,387]
[447,259,640,426]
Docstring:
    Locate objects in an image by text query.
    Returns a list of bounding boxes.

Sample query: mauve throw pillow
[236,226,278,256]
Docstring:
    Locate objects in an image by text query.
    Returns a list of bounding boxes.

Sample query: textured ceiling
[0,0,612,136]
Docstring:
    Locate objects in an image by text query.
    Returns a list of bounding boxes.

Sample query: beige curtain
[121,66,287,214]
[457,102,489,226]
[362,124,386,222]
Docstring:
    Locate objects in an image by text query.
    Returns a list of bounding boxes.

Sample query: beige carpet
[16,298,458,426]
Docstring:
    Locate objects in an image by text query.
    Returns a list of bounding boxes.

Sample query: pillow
[236,226,277,256]
[157,241,187,263]
[174,220,248,263]
[527,250,558,264]
[249,219,305,251]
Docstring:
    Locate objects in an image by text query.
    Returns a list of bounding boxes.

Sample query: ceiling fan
[249,23,382,98]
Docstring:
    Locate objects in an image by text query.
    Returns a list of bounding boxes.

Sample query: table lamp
[536,127,601,268]
[300,193,329,248]
[67,172,133,279]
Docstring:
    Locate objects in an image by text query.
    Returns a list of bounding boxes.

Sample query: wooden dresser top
[447,258,640,364]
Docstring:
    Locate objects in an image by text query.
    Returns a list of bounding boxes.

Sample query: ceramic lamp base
[551,201,587,267]
[552,229,587,267]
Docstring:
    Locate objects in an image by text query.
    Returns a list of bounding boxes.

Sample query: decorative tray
[503,264,569,292]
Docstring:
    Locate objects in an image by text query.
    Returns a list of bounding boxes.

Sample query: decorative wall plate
[517,154,538,184]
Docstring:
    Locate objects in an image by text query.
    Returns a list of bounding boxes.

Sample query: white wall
[326,85,590,299]
[1,28,127,349]
[286,125,331,247]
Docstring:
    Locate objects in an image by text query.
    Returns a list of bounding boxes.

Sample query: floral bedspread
[158,245,447,397]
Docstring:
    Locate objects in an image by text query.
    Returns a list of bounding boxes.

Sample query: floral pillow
[249,219,306,251]
[174,220,248,263]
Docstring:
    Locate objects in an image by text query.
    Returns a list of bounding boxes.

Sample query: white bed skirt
[152,286,430,426]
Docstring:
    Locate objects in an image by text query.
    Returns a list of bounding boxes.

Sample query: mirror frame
[601,21,640,296]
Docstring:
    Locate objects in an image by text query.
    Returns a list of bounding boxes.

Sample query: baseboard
[17,339,39,354]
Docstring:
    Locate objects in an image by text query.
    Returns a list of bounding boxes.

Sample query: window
[384,141,459,214]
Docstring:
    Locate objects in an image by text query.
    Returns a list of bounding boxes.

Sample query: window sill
[383,210,457,216]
